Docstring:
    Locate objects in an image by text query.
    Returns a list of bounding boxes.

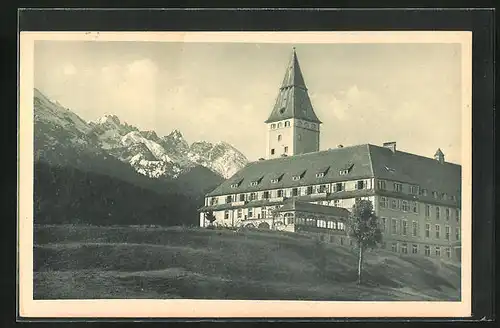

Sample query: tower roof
[265,48,322,124]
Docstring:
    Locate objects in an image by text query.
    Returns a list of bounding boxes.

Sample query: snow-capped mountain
[33,88,249,180]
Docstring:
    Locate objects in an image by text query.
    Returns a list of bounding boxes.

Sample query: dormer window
[316,166,330,178]
[270,173,284,184]
[231,184,239,188]
[339,163,354,176]
[292,176,300,181]
[250,181,258,186]
[432,191,438,199]
[230,178,243,189]
[271,178,279,183]
[292,170,306,181]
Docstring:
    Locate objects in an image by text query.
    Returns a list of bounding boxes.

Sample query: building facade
[199,49,462,262]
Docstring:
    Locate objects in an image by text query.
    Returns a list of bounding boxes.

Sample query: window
[393,183,402,192]
[435,246,441,257]
[401,200,410,212]
[391,199,399,210]
[316,172,325,178]
[441,193,447,200]
[381,217,387,231]
[319,185,327,193]
[401,243,408,254]
[391,243,398,252]
[455,209,460,222]
[262,208,267,218]
[271,178,279,183]
[277,134,282,141]
[424,245,431,256]
[298,134,302,141]
[292,175,300,181]
[333,199,340,207]
[287,216,294,224]
[271,124,276,129]
[335,183,343,192]
[210,197,218,205]
[231,183,239,188]
[402,220,408,235]
[357,180,365,190]
[226,196,232,204]
[285,121,290,127]
[292,188,298,196]
[263,191,269,199]
[306,186,313,195]
[445,208,450,221]
[250,181,258,186]
[432,191,438,199]
[412,202,418,213]
[412,221,418,237]
[435,224,440,239]
[379,197,388,208]
[377,180,386,190]
[271,149,275,155]
[446,247,451,258]
[436,207,440,220]
[445,226,450,240]
[248,208,253,218]
[239,194,245,201]
[340,237,344,245]
[277,190,284,197]
[425,205,430,217]
[284,146,288,153]
[421,188,428,196]
[338,222,345,230]
[317,220,327,228]
[409,185,419,195]
[391,219,398,234]
[327,221,334,229]
[250,193,257,201]
[425,223,430,238]
[237,209,242,219]
[412,244,418,254]
[456,227,460,241]
[277,123,282,128]
[451,195,457,202]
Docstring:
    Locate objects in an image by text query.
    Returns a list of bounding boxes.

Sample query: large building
[199,48,462,262]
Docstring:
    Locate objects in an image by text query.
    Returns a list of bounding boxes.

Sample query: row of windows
[424,204,459,222]
[376,180,458,202]
[221,181,370,205]
[270,121,317,129]
[379,197,418,213]
[381,217,460,241]
[390,243,453,258]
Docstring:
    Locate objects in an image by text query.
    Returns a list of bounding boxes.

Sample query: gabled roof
[205,144,461,198]
[265,48,322,124]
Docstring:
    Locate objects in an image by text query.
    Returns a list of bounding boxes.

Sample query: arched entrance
[258,222,270,229]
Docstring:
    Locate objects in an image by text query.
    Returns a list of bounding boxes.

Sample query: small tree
[345,199,383,285]
[204,211,216,227]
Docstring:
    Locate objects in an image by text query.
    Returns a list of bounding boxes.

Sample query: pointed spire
[265,48,321,124]
[434,148,445,163]
[280,47,306,90]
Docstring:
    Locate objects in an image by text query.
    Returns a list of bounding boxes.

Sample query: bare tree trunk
[357,244,363,285]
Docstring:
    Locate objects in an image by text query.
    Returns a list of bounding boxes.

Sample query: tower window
[271,149,275,155]
[271,124,276,129]
[277,135,282,141]
[279,108,285,114]
[284,146,288,153]
[285,121,290,127]
[277,122,282,128]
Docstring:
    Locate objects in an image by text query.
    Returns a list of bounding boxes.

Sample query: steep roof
[265,48,322,124]
[367,145,461,196]
[207,144,373,196]
[206,144,461,198]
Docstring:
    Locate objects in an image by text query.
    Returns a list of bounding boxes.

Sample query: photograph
[18,31,472,318]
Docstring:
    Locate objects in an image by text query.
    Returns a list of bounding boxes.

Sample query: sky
[34,40,463,164]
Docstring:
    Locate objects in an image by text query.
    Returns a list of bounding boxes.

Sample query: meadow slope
[33,225,461,301]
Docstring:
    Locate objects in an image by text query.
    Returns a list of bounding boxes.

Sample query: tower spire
[265,48,321,124]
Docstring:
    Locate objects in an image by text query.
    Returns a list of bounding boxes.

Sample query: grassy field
[33,224,461,301]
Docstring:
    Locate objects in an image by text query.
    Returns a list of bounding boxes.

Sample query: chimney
[383,141,397,153]
[434,148,445,164]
